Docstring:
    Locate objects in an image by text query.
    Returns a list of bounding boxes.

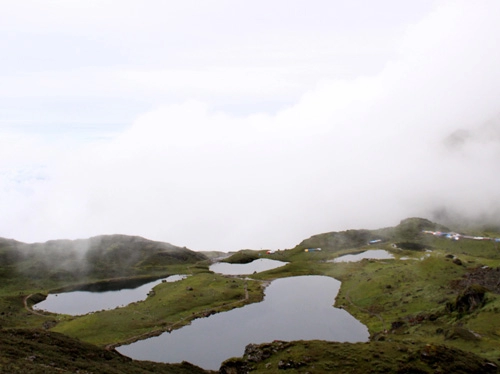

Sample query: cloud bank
[1,1,500,251]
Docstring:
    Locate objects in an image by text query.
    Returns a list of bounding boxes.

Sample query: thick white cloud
[1,1,500,250]
[0,1,432,107]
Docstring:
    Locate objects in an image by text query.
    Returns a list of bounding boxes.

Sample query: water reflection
[331,249,394,263]
[34,275,187,315]
[117,275,369,370]
[210,258,287,275]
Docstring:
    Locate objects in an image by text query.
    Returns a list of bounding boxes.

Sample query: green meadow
[1,218,500,372]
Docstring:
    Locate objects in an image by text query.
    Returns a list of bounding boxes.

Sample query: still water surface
[210,258,287,275]
[117,275,369,370]
[331,249,394,263]
[34,275,186,315]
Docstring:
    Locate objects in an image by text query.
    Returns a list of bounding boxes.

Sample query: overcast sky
[1,1,500,251]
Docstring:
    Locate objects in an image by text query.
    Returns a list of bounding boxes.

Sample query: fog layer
[1,1,499,251]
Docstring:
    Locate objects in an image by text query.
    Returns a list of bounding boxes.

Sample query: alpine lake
[34,258,369,371]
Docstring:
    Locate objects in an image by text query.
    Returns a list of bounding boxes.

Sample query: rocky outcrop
[446,284,487,314]
[452,266,500,294]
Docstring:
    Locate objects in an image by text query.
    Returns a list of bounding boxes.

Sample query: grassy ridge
[0,235,208,293]
[51,272,265,346]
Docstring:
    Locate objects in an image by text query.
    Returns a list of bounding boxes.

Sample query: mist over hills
[0,216,482,290]
[0,216,486,280]
[296,217,450,252]
[0,235,207,288]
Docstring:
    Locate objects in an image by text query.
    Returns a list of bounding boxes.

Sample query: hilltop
[0,234,208,292]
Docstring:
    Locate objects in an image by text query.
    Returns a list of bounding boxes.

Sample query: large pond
[331,249,394,263]
[33,275,186,315]
[117,275,369,370]
[209,258,287,275]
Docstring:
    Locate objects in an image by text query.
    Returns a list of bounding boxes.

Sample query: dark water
[33,275,186,315]
[209,258,288,274]
[116,275,369,370]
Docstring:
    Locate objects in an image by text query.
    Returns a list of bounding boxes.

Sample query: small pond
[210,258,287,275]
[33,275,187,315]
[117,275,369,370]
[330,249,394,263]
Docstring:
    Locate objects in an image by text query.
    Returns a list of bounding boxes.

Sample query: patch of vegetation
[296,229,375,252]
[51,273,265,347]
[392,217,449,240]
[220,340,497,373]
[223,250,263,264]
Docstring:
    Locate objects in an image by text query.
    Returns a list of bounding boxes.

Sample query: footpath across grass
[51,272,265,346]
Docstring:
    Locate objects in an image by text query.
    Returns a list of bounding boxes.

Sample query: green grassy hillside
[0,235,208,293]
[2,217,500,372]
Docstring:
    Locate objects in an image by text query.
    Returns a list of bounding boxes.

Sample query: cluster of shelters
[422,230,500,243]
[304,248,322,252]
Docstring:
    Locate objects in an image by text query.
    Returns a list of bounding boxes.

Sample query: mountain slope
[296,217,449,252]
[0,235,208,289]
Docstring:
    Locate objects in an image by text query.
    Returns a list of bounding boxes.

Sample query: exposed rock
[446,284,487,314]
[219,359,251,374]
[278,359,306,370]
[452,266,500,294]
[244,342,289,362]
[42,320,57,329]
[28,293,47,304]
[391,320,406,332]
[445,326,481,341]
[416,343,495,373]
[220,341,293,373]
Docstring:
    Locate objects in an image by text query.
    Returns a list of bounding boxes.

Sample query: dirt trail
[106,278,260,351]
[23,294,47,317]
